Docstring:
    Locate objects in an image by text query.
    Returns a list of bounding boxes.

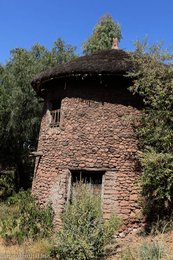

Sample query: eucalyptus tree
[83,14,122,55]
[0,39,76,190]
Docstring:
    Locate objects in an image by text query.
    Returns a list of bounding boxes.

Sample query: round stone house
[31,49,142,229]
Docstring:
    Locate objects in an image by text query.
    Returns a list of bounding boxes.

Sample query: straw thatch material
[31,49,131,92]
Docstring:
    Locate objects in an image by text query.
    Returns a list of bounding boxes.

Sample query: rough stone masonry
[31,49,143,230]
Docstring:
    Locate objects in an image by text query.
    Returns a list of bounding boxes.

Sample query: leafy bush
[141,150,173,224]
[0,190,54,244]
[51,183,121,260]
[0,170,16,201]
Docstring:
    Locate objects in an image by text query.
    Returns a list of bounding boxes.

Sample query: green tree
[82,14,122,55]
[128,40,173,225]
[0,39,76,191]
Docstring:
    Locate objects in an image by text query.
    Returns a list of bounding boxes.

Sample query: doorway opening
[70,170,105,196]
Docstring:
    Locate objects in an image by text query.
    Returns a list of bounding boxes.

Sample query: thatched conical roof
[31,49,131,93]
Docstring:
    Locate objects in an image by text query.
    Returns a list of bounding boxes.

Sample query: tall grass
[0,238,51,260]
[138,240,165,260]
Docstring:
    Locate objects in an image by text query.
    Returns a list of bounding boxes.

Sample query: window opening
[50,100,61,127]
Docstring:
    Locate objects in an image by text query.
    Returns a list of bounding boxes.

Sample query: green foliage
[138,240,165,260]
[141,151,173,217]
[0,190,54,244]
[51,184,121,260]
[83,14,122,55]
[0,38,76,189]
[0,170,16,201]
[128,41,173,223]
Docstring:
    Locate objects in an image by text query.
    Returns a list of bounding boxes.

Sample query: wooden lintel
[56,167,117,172]
[30,151,43,157]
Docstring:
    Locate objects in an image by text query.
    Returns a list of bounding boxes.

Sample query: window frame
[48,99,62,128]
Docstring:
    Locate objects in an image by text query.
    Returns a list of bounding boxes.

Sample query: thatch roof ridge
[31,49,131,91]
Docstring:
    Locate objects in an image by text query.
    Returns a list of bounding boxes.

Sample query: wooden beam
[56,167,117,172]
[30,151,43,157]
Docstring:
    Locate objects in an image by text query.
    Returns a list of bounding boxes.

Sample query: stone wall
[32,80,143,229]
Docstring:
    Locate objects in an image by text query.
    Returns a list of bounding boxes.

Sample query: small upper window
[50,100,61,127]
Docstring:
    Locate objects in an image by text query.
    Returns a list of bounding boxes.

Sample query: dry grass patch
[0,238,51,260]
[107,230,173,260]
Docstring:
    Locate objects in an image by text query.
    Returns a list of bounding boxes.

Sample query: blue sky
[0,0,173,64]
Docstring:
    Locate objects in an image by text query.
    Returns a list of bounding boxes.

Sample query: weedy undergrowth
[51,183,121,260]
[0,190,54,244]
